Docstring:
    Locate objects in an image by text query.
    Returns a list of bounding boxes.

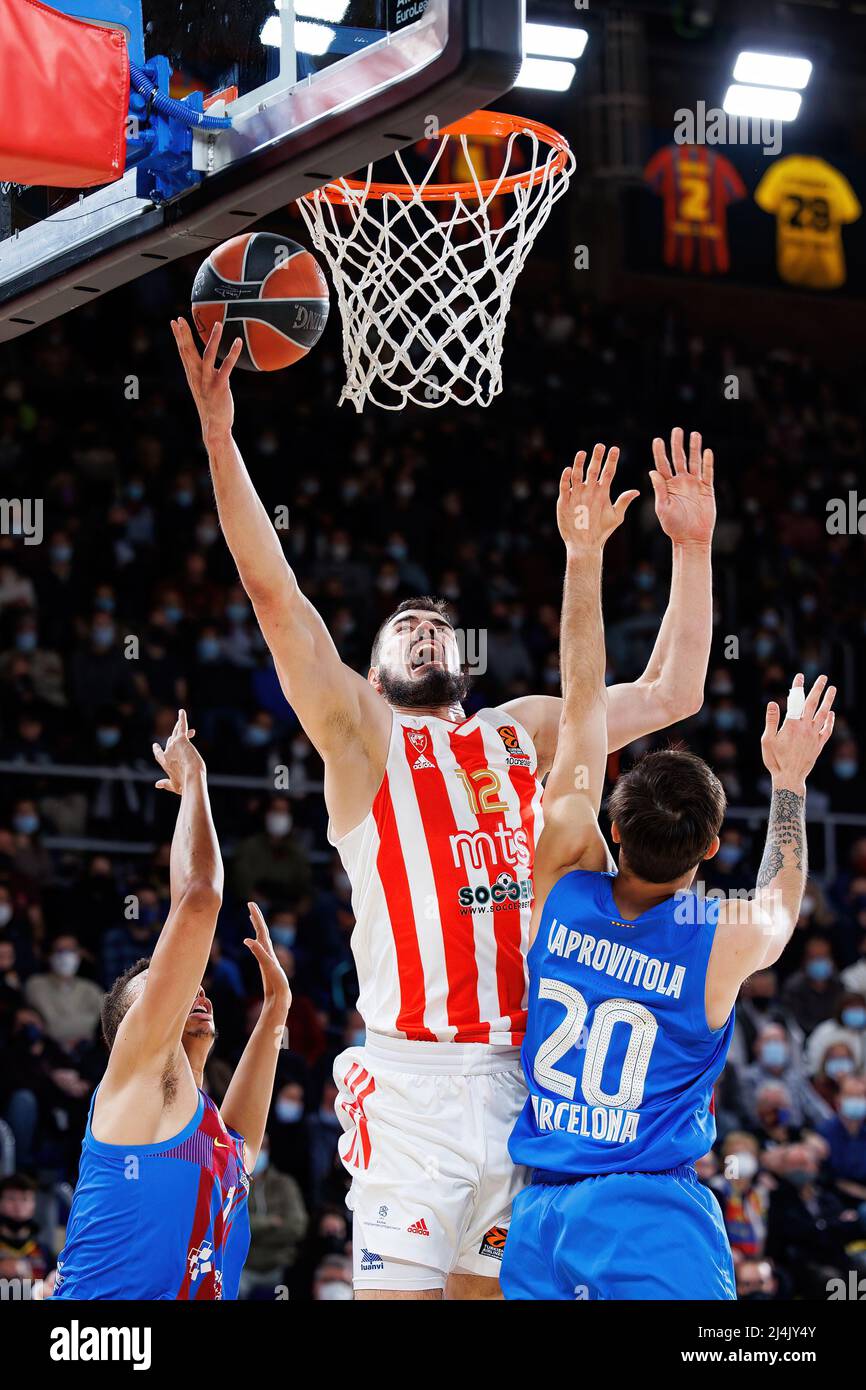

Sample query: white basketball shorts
[333,1033,529,1291]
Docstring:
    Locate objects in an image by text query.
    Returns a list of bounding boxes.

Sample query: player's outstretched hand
[244,903,292,1019]
[650,427,716,547]
[557,443,640,556]
[761,673,836,794]
[171,317,244,447]
[152,708,206,794]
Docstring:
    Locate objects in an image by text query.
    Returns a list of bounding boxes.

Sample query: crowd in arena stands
[0,257,864,1299]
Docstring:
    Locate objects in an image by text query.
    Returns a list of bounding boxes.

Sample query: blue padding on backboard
[48,0,144,65]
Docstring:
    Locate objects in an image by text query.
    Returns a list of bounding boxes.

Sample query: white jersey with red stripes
[328,708,544,1046]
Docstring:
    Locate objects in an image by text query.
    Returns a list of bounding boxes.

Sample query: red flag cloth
[0,0,129,186]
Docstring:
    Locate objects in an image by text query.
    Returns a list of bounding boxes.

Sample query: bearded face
[373,611,468,709]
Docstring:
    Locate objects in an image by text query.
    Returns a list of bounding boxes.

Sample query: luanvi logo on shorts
[49,1320,152,1370]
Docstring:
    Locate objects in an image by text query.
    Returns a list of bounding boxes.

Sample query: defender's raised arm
[530,446,638,936]
[111,710,223,1068]
[707,673,836,1028]
[505,428,715,773]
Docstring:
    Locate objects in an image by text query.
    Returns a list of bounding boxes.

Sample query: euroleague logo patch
[479,1225,508,1261]
[497,726,530,765]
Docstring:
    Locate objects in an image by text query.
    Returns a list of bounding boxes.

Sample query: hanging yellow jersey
[755,155,861,290]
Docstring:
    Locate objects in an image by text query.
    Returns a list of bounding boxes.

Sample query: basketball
[191,232,330,372]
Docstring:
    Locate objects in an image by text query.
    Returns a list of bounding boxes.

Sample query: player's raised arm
[706,673,836,1028]
[605,427,715,751]
[108,711,223,1072]
[171,318,388,768]
[530,447,639,934]
[220,904,291,1167]
[504,427,714,773]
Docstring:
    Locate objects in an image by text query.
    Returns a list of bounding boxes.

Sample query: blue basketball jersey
[53,1089,250,1300]
[509,870,734,1176]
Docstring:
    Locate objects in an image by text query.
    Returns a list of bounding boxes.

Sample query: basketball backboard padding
[0,0,523,341]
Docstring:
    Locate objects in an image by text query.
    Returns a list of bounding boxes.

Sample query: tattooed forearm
[756,788,806,889]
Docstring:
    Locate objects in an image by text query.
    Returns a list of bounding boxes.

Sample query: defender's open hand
[762,674,836,794]
[244,903,292,1018]
[557,444,640,556]
[650,428,716,547]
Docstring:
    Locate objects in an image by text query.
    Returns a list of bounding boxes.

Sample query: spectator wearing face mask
[239,1135,309,1299]
[312,1253,353,1301]
[765,1141,866,1298]
[23,936,104,1047]
[782,935,844,1036]
[232,798,312,907]
[729,969,781,1069]
[826,738,861,813]
[0,617,66,711]
[66,612,138,717]
[2,1006,91,1172]
[0,1174,54,1292]
[805,992,866,1076]
[269,1080,313,1199]
[99,885,163,987]
[710,1132,768,1258]
[813,1042,859,1110]
[751,1082,803,1147]
[819,1075,866,1204]
[705,827,753,893]
[742,1024,832,1130]
[8,800,55,889]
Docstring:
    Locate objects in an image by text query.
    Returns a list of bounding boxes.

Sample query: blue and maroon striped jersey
[644,144,746,275]
[53,1089,250,1300]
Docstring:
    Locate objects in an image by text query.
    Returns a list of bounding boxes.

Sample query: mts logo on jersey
[450,826,531,872]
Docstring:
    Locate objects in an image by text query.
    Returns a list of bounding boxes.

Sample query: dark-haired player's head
[101,958,216,1057]
[370,597,468,709]
[607,750,726,886]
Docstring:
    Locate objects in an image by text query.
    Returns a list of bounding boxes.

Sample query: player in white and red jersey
[173,318,718,1299]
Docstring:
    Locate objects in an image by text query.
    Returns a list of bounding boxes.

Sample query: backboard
[0,0,523,340]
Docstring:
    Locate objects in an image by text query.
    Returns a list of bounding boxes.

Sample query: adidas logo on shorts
[407,1218,431,1236]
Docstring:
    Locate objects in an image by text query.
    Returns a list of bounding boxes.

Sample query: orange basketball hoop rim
[303,110,573,205]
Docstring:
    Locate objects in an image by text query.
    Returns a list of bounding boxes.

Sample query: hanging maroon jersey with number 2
[644,144,746,275]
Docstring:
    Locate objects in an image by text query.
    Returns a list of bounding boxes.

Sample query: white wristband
[786,685,806,721]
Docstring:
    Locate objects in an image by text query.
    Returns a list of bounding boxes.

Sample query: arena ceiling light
[515,56,578,92]
[723,84,802,121]
[260,13,337,54]
[733,51,812,90]
[293,0,350,19]
[514,19,588,90]
[524,22,589,60]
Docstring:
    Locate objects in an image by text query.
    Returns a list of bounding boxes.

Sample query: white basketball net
[298,122,575,412]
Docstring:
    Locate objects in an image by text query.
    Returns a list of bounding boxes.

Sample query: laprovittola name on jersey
[546,918,686,1000]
